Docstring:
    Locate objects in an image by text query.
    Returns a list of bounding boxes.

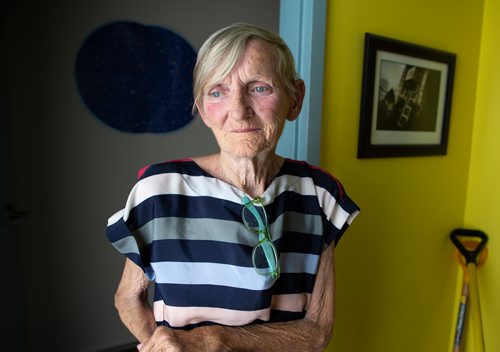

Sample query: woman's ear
[287,79,306,121]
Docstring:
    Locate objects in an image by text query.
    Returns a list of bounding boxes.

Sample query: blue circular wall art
[75,21,196,133]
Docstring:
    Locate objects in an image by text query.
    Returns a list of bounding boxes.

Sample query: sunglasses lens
[242,204,267,231]
[252,241,278,275]
[242,197,279,278]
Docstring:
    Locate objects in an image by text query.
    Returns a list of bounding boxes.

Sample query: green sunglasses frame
[242,196,280,279]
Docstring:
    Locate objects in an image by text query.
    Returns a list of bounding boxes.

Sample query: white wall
[2,1,279,350]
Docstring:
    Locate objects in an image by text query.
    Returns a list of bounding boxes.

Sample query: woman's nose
[229,91,253,120]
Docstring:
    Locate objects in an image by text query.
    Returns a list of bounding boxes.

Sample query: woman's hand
[137,327,183,352]
[137,326,224,352]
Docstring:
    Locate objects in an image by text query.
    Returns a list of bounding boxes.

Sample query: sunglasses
[241,196,280,279]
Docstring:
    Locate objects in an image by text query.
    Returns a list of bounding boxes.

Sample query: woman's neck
[195,152,284,198]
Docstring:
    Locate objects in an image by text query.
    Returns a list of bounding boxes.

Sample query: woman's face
[196,39,303,159]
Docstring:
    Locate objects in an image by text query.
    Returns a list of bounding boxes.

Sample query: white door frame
[277,0,326,165]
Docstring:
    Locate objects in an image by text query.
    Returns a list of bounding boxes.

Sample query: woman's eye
[252,85,271,94]
[208,91,222,98]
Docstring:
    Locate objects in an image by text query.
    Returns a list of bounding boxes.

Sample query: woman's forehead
[204,40,279,88]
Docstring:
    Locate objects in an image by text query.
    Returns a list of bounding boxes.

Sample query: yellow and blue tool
[450,228,488,352]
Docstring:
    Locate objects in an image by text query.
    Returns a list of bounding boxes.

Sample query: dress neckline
[187,157,289,202]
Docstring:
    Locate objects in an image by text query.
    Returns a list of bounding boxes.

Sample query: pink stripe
[153,293,311,327]
[153,301,270,327]
[137,164,151,180]
[271,293,311,312]
[136,158,193,180]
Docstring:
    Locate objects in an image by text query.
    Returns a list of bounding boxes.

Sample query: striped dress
[106,158,359,329]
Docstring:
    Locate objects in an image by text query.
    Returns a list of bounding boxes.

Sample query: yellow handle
[466,263,485,352]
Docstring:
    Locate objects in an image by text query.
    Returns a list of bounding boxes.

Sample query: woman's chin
[222,143,273,160]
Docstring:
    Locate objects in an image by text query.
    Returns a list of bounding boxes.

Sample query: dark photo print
[376,61,441,132]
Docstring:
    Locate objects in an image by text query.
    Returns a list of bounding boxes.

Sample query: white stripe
[122,173,317,221]
[116,172,354,231]
[150,262,275,290]
[107,209,124,226]
[122,173,245,221]
[263,174,317,202]
[270,175,355,231]
[183,174,246,201]
[281,252,320,274]
[331,205,350,230]
[123,174,199,221]
[347,210,360,225]
[315,185,351,230]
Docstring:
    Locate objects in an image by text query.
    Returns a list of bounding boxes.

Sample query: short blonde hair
[192,22,300,115]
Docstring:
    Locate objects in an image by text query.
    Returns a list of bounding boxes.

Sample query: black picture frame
[357,33,456,158]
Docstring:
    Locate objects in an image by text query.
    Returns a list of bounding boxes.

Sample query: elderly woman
[107,23,359,351]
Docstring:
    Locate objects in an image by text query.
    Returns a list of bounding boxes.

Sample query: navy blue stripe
[267,192,322,223]
[125,190,321,234]
[325,219,351,246]
[276,231,324,255]
[125,252,142,267]
[334,222,351,245]
[128,193,321,232]
[269,310,305,322]
[278,159,317,177]
[274,273,316,294]
[106,218,129,243]
[127,195,242,230]
[141,235,323,267]
[271,187,358,220]
[280,160,360,214]
[324,220,336,246]
[335,192,360,214]
[154,283,273,310]
[127,191,342,233]
[144,239,253,267]
[139,160,209,180]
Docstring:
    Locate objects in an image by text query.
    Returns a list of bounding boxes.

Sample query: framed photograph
[357,33,456,158]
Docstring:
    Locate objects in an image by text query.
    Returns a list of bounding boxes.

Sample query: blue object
[75,21,196,133]
[277,0,326,165]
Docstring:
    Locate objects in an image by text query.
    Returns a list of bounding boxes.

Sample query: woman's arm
[210,244,336,351]
[114,258,157,342]
[138,244,336,352]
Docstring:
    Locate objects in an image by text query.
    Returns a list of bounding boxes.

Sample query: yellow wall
[464,0,500,351]
[319,0,487,351]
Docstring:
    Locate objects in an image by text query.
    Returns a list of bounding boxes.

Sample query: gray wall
[2,1,279,350]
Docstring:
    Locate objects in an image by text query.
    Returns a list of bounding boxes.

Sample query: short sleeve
[318,175,360,246]
[106,173,156,281]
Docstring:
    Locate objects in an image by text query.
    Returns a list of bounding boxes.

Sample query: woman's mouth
[232,127,260,133]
